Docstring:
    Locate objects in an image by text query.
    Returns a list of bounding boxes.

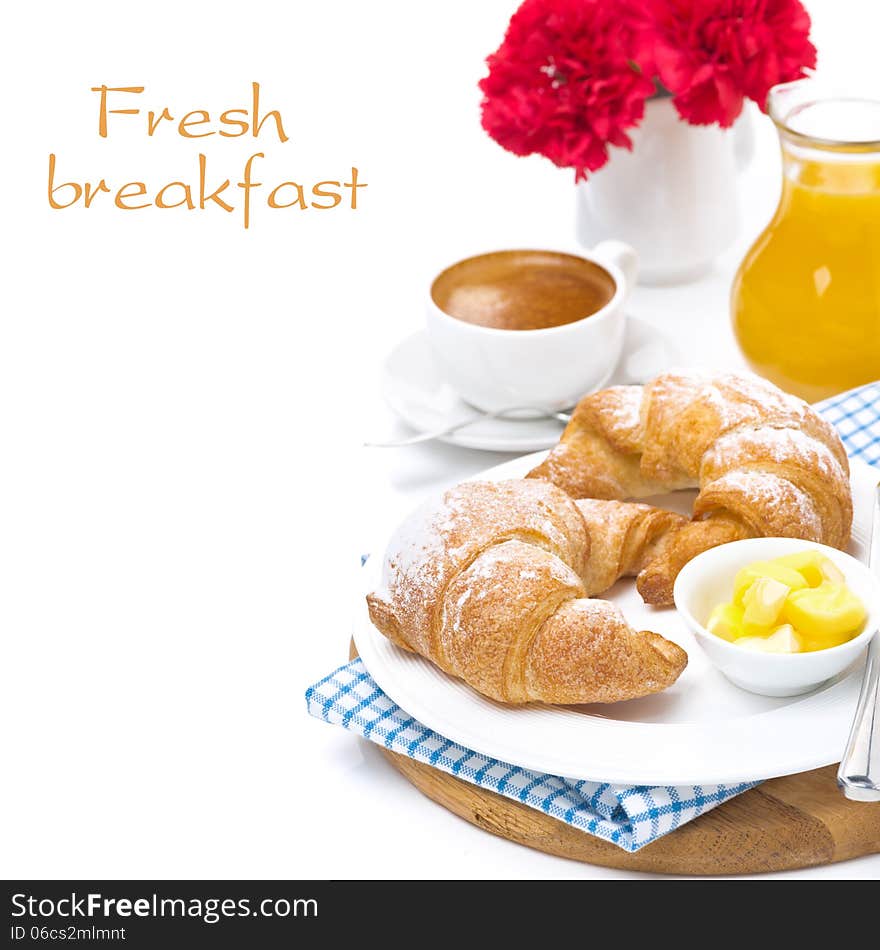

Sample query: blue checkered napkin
[306,659,756,851]
[306,381,880,852]
[817,381,880,468]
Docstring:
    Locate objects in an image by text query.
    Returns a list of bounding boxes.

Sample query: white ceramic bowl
[425,242,638,413]
[673,538,880,697]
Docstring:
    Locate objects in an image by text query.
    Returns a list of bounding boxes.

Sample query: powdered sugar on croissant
[528,371,852,605]
[367,479,687,705]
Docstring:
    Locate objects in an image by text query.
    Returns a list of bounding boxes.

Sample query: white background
[2,1,878,880]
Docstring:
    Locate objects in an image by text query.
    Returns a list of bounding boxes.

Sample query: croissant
[366,478,687,705]
[528,371,853,606]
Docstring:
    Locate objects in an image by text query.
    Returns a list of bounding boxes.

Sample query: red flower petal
[478,0,653,180]
[630,0,816,122]
[479,0,816,177]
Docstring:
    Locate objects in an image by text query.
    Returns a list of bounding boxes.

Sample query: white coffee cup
[425,242,637,413]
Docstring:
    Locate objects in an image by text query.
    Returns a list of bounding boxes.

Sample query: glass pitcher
[731,80,880,402]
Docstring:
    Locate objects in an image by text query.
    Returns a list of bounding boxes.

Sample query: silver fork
[364,406,572,448]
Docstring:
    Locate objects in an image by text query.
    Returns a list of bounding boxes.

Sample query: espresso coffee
[430,250,616,331]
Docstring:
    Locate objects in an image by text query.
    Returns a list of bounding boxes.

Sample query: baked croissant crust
[366,479,687,705]
[528,371,853,605]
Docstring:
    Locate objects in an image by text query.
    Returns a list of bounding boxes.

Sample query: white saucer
[380,317,679,452]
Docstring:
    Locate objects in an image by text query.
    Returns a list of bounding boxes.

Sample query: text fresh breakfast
[47,83,367,229]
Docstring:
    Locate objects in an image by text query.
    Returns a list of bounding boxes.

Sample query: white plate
[354,454,878,786]
[380,317,678,452]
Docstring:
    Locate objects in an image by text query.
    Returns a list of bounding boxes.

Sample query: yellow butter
[707,553,865,655]
[783,582,866,650]
[733,562,808,604]
[773,550,845,588]
[741,576,789,628]
[735,625,801,654]
[707,602,746,641]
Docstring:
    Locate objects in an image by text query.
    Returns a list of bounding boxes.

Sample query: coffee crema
[430,250,616,331]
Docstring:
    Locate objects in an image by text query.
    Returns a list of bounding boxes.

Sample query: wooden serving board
[350,643,880,875]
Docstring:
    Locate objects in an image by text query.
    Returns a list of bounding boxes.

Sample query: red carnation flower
[479,0,655,181]
[629,0,817,127]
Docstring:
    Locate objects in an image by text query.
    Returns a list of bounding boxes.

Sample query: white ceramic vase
[576,97,753,285]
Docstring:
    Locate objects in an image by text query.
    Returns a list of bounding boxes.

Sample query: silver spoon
[837,481,880,802]
[364,406,572,448]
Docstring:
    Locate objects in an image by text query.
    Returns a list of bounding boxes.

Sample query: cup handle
[592,240,638,296]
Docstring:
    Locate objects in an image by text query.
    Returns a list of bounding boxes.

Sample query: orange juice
[732,87,880,401]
